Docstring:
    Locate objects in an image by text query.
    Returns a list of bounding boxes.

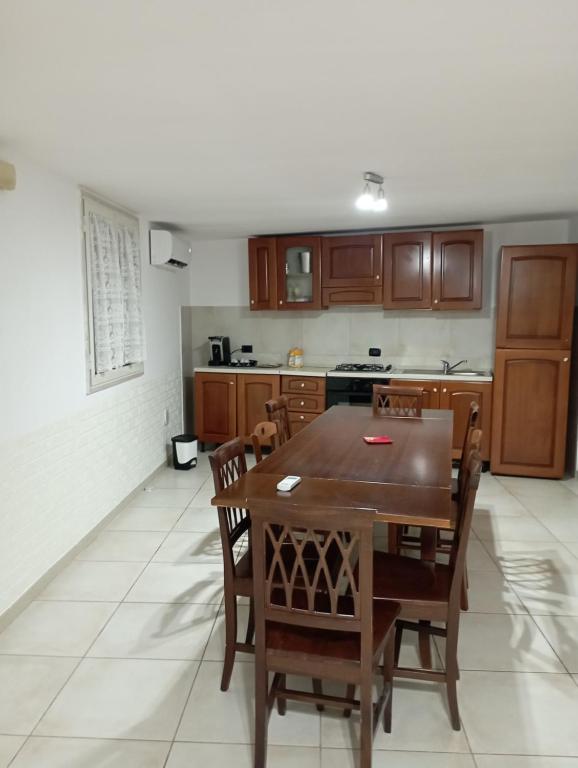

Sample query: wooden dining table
[211,404,455,532]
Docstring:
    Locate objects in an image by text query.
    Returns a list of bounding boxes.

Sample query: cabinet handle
[250,299,254,305]
[434,299,439,304]
[376,274,380,280]
[230,381,234,385]
[300,415,305,420]
[442,388,447,393]
[300,383,305,388]
[433,388,437,392]
[279,300,283,305]
[563,357,569,362]
[300,400,305,406]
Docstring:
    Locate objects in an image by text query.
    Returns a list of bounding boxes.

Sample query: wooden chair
[371,448,482,730]
[251,501,400,768]
[250,421,279,463]
[209,438,254,691]
[265,396,291,445]
[372,385,423,417]
[452,401,480,499]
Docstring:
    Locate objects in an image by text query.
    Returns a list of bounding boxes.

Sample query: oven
[326,375,391,408]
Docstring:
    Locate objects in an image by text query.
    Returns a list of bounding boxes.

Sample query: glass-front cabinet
[276,236,322,310]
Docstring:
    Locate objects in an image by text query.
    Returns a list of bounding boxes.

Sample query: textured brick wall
[0,371,182,616]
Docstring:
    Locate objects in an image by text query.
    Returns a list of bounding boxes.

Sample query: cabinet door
[322,286,382,306]
[287,411,318,436]
[276,236,322,310]
[389,378,440,409]
[496,245,577,349]
[491,349,571,477]
[383,232,432,309]
[432,230,483,310]
[195,373,237,444]
[237,374,281,442]
[321,235,382,287]
[248,238,277,310]
[439,380,493,461]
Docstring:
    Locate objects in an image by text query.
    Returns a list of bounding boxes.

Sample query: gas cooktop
[332,363,393,373]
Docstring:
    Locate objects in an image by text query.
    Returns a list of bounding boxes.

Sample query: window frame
[81,192,145,394]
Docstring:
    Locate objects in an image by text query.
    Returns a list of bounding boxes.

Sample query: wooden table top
[211,405,454,529]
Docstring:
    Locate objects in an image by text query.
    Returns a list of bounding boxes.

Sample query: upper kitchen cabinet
[248,237,277,310]
[321,235,382,306]
[432,229,483,310]
[496,245,578,349]
[383,232,432,309]
[276,235,322,310]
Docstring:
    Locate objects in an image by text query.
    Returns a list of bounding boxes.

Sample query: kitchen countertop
[193,366,493,382]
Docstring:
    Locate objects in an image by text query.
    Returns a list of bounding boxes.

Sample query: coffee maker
[208,336,231,366]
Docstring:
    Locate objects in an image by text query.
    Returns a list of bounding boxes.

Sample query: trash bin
[171,434,198,470]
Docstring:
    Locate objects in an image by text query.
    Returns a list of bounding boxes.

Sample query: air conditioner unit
[149,229,191,269]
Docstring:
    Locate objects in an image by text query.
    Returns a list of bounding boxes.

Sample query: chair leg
[245,598,255,645]
[383,633,394,733]
[221,593,238,691]
[418,620,432,669]
[277,673,287,716]
[394,623,403,665]
[312,678,324,712]
[359,673,373,768]
[343,684,356,718]
[460,577,469,611]
[254,662,268,768]
[445,617,461,731]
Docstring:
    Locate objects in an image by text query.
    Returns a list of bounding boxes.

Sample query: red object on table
[363,435,393,444]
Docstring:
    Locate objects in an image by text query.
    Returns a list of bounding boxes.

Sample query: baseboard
[0,460,168,632]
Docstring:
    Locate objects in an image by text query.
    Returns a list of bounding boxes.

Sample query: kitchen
[183,218,578,479]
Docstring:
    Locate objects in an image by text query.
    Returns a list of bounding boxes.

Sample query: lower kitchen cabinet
[491,349,571,478]
[287,411,318,435]
[390,378,441,409]
[282,375,325,436]
[391,377,492,461]
[237,374,280,443]
[439,380,492,462]
[194,372,237,445]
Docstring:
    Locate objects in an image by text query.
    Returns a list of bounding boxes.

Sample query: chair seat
[372,552,451,607]
[266,598,400,663]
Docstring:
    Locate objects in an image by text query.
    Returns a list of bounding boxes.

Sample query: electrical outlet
[242,344,253,353]
[163,408,170,426]
[368,347,381,357]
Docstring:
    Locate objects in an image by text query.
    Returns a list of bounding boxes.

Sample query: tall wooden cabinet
[491,244,577,478]
[236,374,280,442]
[194,372,237,445]
[249,237,277,310]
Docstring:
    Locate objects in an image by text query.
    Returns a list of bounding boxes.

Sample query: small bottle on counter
[288,347,304,368]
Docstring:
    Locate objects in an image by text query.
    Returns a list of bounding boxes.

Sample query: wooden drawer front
[322,286,382,306]
[282,376,325,395]
[288,411,318,436]
[286,393,324,413]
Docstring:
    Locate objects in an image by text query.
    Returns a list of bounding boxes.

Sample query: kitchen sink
[400,368,491,377]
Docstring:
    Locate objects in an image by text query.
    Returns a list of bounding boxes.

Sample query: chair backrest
[251,502,374,644]
[250,421,279,463]
[456,427,482,501]
[265,396,291,445]
[458,401,480,478]
[373,385,424,417]
[209,438,249,579]
[448,447,482,603]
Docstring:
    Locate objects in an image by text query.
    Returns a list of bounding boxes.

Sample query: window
[82,193,145,392]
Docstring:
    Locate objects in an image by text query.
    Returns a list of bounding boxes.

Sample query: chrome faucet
[441,359,468,375]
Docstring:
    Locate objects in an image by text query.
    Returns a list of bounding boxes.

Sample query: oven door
[326,376,389,407]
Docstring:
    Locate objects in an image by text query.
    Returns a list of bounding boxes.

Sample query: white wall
[0,150,186,615]
[188,238,247,306]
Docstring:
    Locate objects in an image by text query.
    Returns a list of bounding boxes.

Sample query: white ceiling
[2,0,578,238]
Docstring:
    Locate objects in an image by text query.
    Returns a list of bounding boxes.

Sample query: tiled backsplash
[181,306,495,373]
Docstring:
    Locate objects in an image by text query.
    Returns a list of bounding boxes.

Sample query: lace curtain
[88,211,145,374]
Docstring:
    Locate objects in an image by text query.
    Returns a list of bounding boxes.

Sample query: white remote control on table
[276,475,302,492]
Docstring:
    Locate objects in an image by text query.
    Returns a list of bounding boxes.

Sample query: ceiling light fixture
[355,171,388,212]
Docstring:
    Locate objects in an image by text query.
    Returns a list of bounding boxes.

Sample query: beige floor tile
[76,531,166,562]
[540,515,578,543]
[533,615,578,672]
[474,497,530,518]
[321,750,475,768]
[517,493,578,518]
[152,530,222,563]
[202,605,254,662]
[0,736,25,767]
[167,742,320,768]
[125,563,224,604]
[482,541,578,577]
[466,572,527,614]
[321,680,469,752]
[0,602,117,657]
[467,540,500,572]
[187,483,219,508]
[562,478,578,497]
[87,602,218,660]
[35,658,198,740]
[498,477,573,499]
[459,671,578,755]
[149,468,211,490]
[564,542,578,558]
[0,656,77,735]
[472,516,555,543]
[128,489,195,509]
[107,507,183,532]
[475,757,578,768]
[173,507,219,533]
[38,562,144,602]
[177,661,321,746]
[513,574,578,616]
[434,613,565,672]
[10,737,170,767]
